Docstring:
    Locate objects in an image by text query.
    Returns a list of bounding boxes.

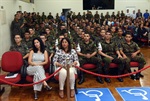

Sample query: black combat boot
[135,73,140,80]
[96,76,104,84]
[78,71,85,85]
[128,69,135,80]
[117,78,123,82]
[96,63,104,84]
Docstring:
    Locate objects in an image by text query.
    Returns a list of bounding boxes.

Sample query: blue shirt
[143,13,149,19]
[60,15,66,22]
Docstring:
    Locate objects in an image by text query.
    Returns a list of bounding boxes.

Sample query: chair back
[1,51,23,72]
[43,58,50,70]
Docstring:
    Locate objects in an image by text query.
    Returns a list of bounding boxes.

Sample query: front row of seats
[78,62,142,85]
[0,51,143,96]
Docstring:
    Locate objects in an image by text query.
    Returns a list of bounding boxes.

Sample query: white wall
[0,0,150,59]
[35,0,150,17]
[0,0,35,59]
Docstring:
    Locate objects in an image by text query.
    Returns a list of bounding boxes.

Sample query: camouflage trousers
[79,56,102,74]
[124,55,146,71]
[102,55,125,75]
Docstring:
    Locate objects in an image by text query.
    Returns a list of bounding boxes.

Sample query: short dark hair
[60,37,71,53]
[125,32,132,37]
[32,37,45,53]
[24,31,30,34]
[14,34,21,38]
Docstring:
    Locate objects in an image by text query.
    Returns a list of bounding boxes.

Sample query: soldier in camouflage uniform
[95,29,106,44]
[104,12,110,19]
[45,27,56,47]
[110,26,117,37]
[36,12,42,24]
[40,34,54,62]
[41,12,47,22]
[77,33,103,84]
[98,32,125,83]
[100,13,105,26]
[120,33,146,80]
[10,34,29,60]
[55,34,65,51]
[11,14,23,43]
[86,11,93,22]
[22,31,32,50]
[111,12,116,19]
[121,10,125,18]
[81,12,86,20]
[29,27,39,41]
[112,28,126,48]
[94,11,100,23]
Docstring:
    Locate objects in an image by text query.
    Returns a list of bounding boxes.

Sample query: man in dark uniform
[100,13,105,26]
[22,31,32,50]
[98,31,125,83]
[40,34,54,62]
[77,33,103,84]
[112,28,126,48]
[45,27,56,47]
[28,27,39,41]
[94,11,100,23]
[41,12,47,22]
[11,14,22,43]
[120,33,146,80]
[9,34,29,76]
[47,12,54,20]
[10,34,29,60]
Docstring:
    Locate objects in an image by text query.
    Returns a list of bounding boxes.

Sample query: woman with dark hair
[53,37,79,98]
[138,23,148,39]
[27,37,52,100]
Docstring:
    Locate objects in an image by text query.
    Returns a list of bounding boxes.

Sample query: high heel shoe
[34,93,38,100]
[45,85,52,91]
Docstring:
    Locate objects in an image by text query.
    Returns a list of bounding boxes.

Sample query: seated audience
[98,31,125,83]
[22,31,32,50]
[120,33,146,80]
[27,37,52,100]
[77,33,103,84]
[53,38,79,98]
[10,34,29,60]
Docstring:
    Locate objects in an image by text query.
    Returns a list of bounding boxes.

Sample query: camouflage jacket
[112,36,126,48]
[9,43,29,56]
[22,38,32,49]
[101,40,118,56]
[80,40,97,54]
[120,41,140,55]
[45,41,54,56]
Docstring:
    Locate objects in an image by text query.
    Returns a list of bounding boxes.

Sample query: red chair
[78,63,105,84]
[130,62,139,67]
[140,38,148,46]
[82,64,97,70]
[0,51,24,92]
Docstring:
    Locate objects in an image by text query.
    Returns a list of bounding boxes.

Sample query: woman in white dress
[27,37,52,100]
